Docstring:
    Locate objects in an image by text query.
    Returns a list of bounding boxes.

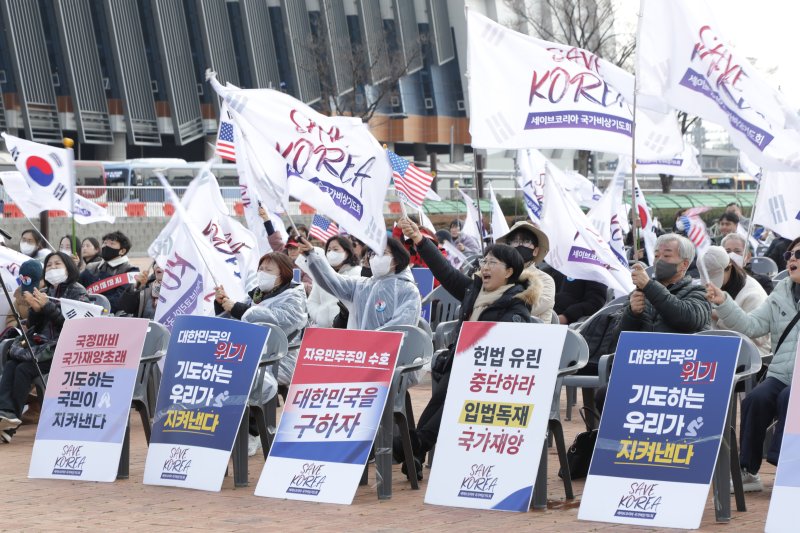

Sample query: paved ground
[2,386,775,532]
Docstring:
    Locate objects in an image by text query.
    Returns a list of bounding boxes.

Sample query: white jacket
[715,275,771,356]
[305,262,361,327]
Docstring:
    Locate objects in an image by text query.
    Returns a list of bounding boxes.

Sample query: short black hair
[21,229,45,247]
[325,235,359,267]
[81,236,100,250]
[43,251,80,286]
[483,244,524,284]
[383,237,411,273]
[450,219,463,229]
[102,231,132,253]
[435,229,452,244]
[719,212,740,225]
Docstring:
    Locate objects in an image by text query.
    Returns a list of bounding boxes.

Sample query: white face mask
[60,247,72,255]
[20,242,36,257]
[45,268,68,286]
[326,250,346,267]
[369,254,393,277]
[728,252,744,267]
[257,271,278,292]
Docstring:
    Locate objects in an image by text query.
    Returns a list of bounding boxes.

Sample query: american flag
[680,215,709,251]
[215,120,236,162]
[387,149,434,208]
[309,214,339,242]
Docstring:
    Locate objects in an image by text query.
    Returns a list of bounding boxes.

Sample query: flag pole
[744,165,763,253]
[24,216,55,251]
[629,1,644,264]
[63,137,77,256]
[473,154,486,253]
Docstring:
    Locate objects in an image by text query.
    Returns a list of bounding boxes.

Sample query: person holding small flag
[303,236,362,328]
[0,251,89,443]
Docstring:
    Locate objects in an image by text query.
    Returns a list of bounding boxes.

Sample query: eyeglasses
[478,258,505,268]
[783,250,800,261]
[509,239,536,248]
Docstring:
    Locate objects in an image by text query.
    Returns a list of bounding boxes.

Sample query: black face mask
[515,245,535,264]
[101,246,121,262]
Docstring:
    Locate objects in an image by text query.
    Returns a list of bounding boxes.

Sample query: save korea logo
[52,444,87,476]
[614,481,662,520]
[287,462,326,496]
[161,446,192,481]
[458,463,499,500]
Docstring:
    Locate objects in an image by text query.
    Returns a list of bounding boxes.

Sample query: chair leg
[376,398,393,500]
[730,426,746,512]
[713,398,734,522]
[581,388,597,430]
[404,392,416,432]
[549,419,574,500]
[253,405,270,460]
[117,421,131,480]
[232,408,250,488]
[265,396,278,451]
[360,461,369,486]
[531,437,547,510]
[135,402,152,444]
[426,445,435,468]
[394,413,419,490]
[565,386,575,421]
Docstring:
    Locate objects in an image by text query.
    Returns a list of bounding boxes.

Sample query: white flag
[442,240,468,270]
[516,149,545,224]
[150,165,258,294]
[738,152,763,182]
[587,167,628,268]
[0,245,30,292]
[149,176,248,332]
[634,144,702,177]
[1,133,74,214]
[419,209,436,234]
[637,0,800,171]
[752,171,800,238]
[210,76,390,252]
[539,165,634,296]
[72,194,115,224]
[60,299,105,319]
[458,189,483,243]
[488,184,510,242]
[561,170,602,210]
[466,11,683,157]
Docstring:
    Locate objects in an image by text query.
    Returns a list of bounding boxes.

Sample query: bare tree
[505,0,635,176]
[303,27,426,124]
[658,111,700,193]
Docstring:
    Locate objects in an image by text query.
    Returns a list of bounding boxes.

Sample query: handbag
[558,407,600,480]
[8,336,56,363]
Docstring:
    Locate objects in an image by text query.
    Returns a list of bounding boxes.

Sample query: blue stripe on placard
[269,440,372,465]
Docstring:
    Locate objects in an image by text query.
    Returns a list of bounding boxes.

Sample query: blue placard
[411,268,435,321]
[589,332,739,484]
[149,315,268,452]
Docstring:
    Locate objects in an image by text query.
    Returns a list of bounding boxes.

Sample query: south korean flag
[60,299,105,320]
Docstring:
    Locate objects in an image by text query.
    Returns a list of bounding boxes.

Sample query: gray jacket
[716,278,799,385]
[619,275,711,334]
[306,251,421,330]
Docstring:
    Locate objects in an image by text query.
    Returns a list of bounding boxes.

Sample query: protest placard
[143,315,268,491]
[766,343,800,533]
[255,327,402,504]
[424,322,566,511]
[579,332,740,529]
[29,317,149,481]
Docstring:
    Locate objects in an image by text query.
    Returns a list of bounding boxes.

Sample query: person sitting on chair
[78,231,139,314]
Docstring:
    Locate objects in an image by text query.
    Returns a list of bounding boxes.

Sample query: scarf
[469,283,514,322]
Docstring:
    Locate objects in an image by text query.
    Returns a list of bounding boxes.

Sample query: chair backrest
[774,269,789,281]
[428,285,462,329]
[696,330,762,381]
[377,324,433,366]
[750,256,779,278]
[606,294,630,307]
[558,328,590,377]
[88,293,112,313]
[433,320,459,351]
[756,244,768,257]
[576,302,625,335]
[260,324,289,363]
[417,317,433,337]
[142,321,170,360]
[550,310,560,324]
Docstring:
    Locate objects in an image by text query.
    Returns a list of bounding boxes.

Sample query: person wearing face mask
[620,233,711,335]
[78,231,139,315]
[0,252,89,443]
[296,235,421,331]
[495,221,556,322]
[700,246,769,356]
[706,236,800,492]
[18,229,50,262]
[58,235,82,269]
[721,233,774,295]
[396,216,539,479]
[300,235,361,328]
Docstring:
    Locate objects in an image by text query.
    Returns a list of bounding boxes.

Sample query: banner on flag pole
[466,11,683,158]
[60,298,105,319]
[215,118,236,162]
[752,171,800,238]
[637,0,800,171]
[1,134,74,214]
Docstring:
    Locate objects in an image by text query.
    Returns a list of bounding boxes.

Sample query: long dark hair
[42,251,80,287]
[325,235,359,267]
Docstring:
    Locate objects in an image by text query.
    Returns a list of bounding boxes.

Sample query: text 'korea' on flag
[387,150,434,208]
[309,214,339,242]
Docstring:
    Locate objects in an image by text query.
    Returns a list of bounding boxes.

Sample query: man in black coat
[541,266,608,325]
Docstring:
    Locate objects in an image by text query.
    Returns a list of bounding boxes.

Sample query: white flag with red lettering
[637,0,800,170]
